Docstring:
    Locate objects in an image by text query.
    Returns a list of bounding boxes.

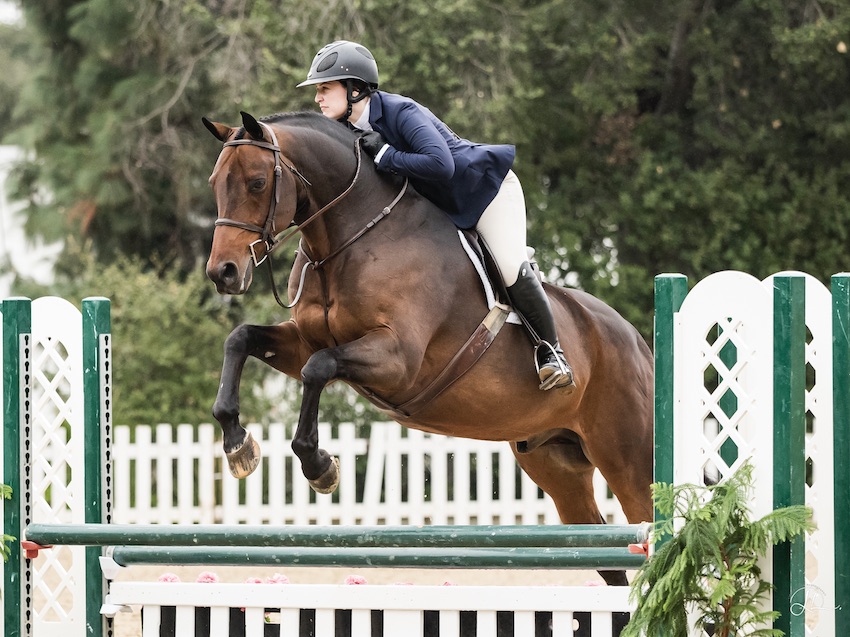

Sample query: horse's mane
[235,111,357,147]
[233,110,407,190]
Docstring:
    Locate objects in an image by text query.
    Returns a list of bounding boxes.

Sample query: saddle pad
[457,230,522,325]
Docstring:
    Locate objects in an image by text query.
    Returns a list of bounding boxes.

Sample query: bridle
[214,122,312,267]
[213,121,407,308]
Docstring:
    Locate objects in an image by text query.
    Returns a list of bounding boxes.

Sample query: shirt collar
[351,98,372,131]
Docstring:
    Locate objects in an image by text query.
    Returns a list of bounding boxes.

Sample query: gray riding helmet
[297,41,379,89]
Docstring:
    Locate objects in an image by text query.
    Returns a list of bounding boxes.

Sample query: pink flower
[266,573,290,584]
[441,581,456,586]
[196,571,220,583]
[344,575,367,585]
[245,577,263,584]
[157,573,180,583]
[584,580,605,587]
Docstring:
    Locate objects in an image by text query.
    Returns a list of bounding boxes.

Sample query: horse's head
[202,111,310,295]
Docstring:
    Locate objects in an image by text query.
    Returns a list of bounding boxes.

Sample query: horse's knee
[301,350,338,387]
[223,323,255,355]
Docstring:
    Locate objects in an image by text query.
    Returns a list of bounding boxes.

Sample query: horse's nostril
[219,262,239,285]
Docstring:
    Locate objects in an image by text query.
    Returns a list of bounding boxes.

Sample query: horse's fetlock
[222,427,248,455]
[212,399,239,425]
[291,436,316,460]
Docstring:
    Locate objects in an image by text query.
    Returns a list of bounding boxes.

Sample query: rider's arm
[374,102,455,181]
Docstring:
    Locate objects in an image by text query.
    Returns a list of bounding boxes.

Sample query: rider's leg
[504,263,575,390]
[476,171,575,391]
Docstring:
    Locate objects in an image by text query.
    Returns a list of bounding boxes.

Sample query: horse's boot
[506,262,576,392]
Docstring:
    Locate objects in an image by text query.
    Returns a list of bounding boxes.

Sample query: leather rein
[214,121,408,308]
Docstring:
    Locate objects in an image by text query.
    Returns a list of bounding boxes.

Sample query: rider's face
[314,81,348,120]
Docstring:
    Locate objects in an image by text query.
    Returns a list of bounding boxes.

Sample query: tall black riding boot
[506,262,576,392]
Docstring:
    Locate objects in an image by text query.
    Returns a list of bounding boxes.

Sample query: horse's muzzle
[207,260,252,295]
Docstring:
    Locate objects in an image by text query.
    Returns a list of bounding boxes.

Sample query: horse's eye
[249,179,266,193]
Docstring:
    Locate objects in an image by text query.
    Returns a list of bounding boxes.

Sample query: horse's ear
[240,111,265,141]
[202,117,232,142]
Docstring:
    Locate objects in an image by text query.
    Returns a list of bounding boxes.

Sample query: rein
[214,122,408,308]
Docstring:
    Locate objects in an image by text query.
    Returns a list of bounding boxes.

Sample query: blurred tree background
[2,0,849,425]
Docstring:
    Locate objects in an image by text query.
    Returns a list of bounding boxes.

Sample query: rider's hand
[361,131,388,159]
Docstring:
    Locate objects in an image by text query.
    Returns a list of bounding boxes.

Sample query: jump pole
[24,522,650,548]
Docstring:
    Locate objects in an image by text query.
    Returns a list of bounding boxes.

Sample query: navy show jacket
[368,91,516,230]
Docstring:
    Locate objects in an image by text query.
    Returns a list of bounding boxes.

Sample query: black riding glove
[360,131,388,159]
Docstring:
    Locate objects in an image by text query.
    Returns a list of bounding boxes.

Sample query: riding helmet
[297,41,379,89]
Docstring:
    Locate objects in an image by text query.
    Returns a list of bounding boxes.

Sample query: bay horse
[202,111,653,585]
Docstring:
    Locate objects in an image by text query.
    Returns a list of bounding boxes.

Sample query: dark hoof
[225,431,261,478]
[308,456,340,494]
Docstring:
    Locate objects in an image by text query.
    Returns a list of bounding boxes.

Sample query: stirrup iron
[534,341,575,392]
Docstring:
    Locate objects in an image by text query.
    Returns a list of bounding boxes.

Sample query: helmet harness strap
[340,79,372,122]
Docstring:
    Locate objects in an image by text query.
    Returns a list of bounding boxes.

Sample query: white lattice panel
[673,271,776,635]
[673,271,775,515]
[30,297,87,636]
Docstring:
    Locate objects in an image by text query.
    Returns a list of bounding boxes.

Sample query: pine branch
[622,460,814,637]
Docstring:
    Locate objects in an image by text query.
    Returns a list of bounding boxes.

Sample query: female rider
[298,40,574,392]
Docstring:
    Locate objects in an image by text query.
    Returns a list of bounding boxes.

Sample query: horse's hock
[2,269,849,637]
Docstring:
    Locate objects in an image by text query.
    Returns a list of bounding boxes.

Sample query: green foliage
[0,21,31,128]
[7,0,850,336]
[0,482,13,563]
[623,462,815,637]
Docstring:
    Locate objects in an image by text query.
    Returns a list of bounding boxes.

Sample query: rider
[297,40,575,392]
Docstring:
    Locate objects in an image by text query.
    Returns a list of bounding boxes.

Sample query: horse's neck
[298,169,399,259]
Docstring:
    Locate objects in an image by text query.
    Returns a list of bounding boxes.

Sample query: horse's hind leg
[510,438,630,587]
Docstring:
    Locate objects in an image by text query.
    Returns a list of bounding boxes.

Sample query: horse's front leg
[213,321,309,478]
[293,330,416,494]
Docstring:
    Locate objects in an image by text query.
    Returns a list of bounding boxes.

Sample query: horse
[202,111,654,586]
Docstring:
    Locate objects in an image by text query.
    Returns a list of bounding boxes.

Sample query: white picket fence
[113,421,627,526]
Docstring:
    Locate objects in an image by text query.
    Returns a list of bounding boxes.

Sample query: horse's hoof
[308,456,340,494]
[226,431,261,478]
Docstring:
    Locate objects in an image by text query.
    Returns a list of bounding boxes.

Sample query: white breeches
[475,170,529,286]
